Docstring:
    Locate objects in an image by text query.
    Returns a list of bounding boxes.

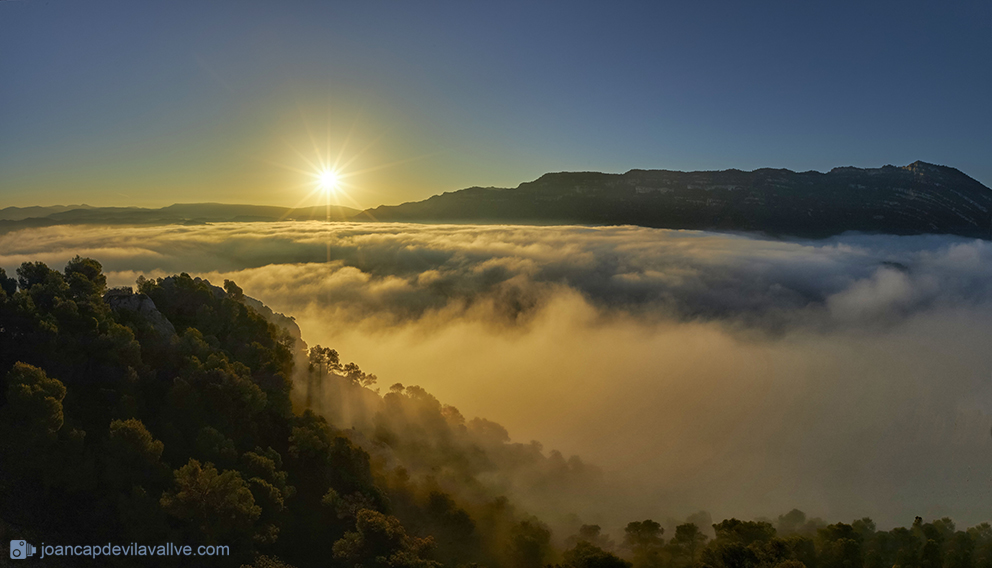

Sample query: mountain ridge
[362,161,992,239]
[4,162,990,239]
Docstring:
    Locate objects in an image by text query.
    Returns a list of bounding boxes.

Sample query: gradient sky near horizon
[1,0,989,209]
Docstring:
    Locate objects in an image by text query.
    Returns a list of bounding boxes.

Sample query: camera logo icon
[10,540,37,560]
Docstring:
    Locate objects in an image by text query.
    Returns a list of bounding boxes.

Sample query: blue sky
[1,0,989,208]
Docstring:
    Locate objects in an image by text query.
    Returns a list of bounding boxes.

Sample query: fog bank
[3,222,990,527]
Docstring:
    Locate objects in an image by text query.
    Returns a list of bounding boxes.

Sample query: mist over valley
[3,221,989,531]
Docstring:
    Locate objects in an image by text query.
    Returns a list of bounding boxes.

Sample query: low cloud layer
[5,223,991,329]
[3,222,991,528]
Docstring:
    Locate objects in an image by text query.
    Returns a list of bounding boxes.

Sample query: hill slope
[364,161,992,239]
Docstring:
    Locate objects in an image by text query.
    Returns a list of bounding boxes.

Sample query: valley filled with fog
[3,221,990,528]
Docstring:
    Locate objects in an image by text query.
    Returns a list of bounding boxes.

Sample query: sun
[318,169,340,192]
[271,114,429,215]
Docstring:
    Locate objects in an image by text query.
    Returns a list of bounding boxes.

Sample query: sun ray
[280,141,324,174]
[336,134,383,172]
[343,151,443,177]
[259,159,323,178]
[297,102,323,167]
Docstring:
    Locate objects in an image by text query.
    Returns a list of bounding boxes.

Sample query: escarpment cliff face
[364,161,992,239]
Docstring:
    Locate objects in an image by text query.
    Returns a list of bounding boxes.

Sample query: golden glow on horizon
[269,135,365,216]
[264,110,437,216]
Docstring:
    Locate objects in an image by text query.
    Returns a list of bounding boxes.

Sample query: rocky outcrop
[104,287,176,338]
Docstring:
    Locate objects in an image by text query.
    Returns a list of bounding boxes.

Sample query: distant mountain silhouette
[0,203,361,233]
[0,204,96,221]
[362,161,992,239]
[6,163,990,239]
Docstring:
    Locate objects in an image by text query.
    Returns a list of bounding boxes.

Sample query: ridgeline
[363,161,992,239]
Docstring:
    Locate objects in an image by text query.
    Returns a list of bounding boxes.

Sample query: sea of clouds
[3,222,990,528]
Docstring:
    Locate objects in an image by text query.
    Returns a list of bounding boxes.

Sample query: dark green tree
[104,417,168,491]
[624,520,665,568]
[817,523,863,568]
[714,519,777,546]
[567,524,616,551]
[563,540,632,568]
[508,519,553,568]
[671,523,709,565]
[332,508,441,568]
[160,459,262,545]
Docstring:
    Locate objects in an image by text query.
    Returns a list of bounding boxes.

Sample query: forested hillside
[1,257,990,568]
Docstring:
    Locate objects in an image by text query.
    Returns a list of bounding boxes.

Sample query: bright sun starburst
[318,169,340,193]
[266,111,435,222]
[265,116,435,261]
[266,127,366,214]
